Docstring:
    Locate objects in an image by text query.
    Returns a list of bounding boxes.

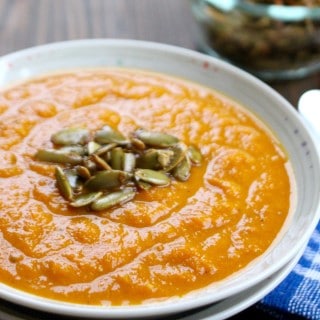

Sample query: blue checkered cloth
[258,221,320,319]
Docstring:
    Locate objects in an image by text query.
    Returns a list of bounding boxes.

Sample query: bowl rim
[0,38,319,318]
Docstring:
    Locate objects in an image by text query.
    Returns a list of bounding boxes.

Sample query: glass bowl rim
[200,0,320,21]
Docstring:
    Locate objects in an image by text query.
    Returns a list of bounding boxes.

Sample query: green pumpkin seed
[187,146,202,165]
[162,143,187,172]
[84,170,132,191]
[110,147,124,170]
[76,165,91,180]
[91,154,112,171]
[59,145,86,156]
[123,153,136,173]
[103,151,111,163]
[136,149,160,169]
[130,137,146,150]
[36,124,202,213]
[94,143,117,156]
[157,149,174,168]
[173,156,191,181]
[70,191,103,208]
[35,149,83,165]
[82,159,97,174]
[134,169,170,186]
[87,141,101,155]
[94,125,128,145]
[91,188,136,211]
[64,168,80,189]
[135,180,152,191]
[51,128,89,145]
[55,167,73,201]
[134,129,179,148]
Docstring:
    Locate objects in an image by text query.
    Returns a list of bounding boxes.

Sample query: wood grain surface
[0,1,317,319]
[0,0,319,106]
[0,0,198,53]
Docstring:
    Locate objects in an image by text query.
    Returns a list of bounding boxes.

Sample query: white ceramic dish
[0,241,306,320]
[178,241,307,320]
[0,39,319,318]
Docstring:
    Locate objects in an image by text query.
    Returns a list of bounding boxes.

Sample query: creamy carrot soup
[0,69,293,305]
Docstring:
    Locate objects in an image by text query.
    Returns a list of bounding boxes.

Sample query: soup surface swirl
[0,69,293,305]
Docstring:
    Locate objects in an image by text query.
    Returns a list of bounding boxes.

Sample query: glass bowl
[190,0,320,80]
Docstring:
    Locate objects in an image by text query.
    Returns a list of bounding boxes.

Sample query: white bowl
[0,39,319,319]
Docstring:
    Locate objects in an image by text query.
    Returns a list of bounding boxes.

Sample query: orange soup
[0,69,293,305]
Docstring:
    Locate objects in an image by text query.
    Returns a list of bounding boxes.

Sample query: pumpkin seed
[103,151,111,163]
[76,165,91,180]
[123,153,136,173]
[51,128,89,145]
[157,149,174,168]
[59,145,86,156]
[187,146,202,165]
[162,143,187,172]
[130,137,146,150]
[64,168,81,189]
[134,169,170,186]
[110,147,124,170]
[84,170,132,191]
[91,188,136,211]
[91,154,112,170]
[35,149,83,165]
[94,125,128,145]
[94,143,117,156]
[70,191,103,208]
[136,149,160,169]
[55,167,73,201]
[173,156,191,181]
[87,141,101,155]
[135,179,152,191]
[82,158,97,174]
[134,129,179,148]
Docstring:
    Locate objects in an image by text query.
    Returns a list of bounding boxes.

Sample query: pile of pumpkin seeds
[35,125,202,211]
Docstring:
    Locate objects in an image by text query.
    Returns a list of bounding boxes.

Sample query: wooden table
[0,1,317,319]
[1,0,320,107]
